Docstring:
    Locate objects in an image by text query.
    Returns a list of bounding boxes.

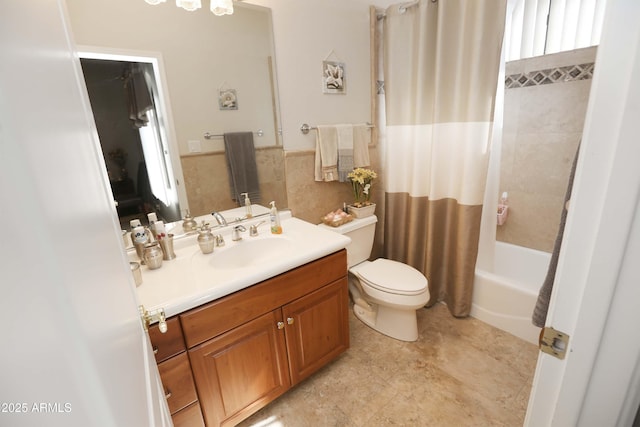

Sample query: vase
[347,203,376,218]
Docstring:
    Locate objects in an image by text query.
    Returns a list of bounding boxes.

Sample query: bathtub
[471,241,551,344]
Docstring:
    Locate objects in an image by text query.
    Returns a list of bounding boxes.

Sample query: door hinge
[539,326,570,360]
[139,305,168,333]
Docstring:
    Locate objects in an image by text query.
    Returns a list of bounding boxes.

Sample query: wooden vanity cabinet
[181,250,349,427]
[148,318,205,427]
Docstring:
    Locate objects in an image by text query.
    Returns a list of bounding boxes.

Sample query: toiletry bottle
[269,201,282,234]
[241,192,253,218]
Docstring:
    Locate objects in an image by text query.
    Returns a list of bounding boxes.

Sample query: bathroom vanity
[136,213,351,426]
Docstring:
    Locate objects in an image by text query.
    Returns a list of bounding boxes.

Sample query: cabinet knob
[277,321,285,330]
[287,317,294,325]
[164,389,172,399]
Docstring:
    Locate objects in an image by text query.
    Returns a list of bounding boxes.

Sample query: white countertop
[132,215,351,318]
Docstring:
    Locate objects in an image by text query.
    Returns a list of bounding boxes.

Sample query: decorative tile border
[506,62,595,89]
[377,62,593,93]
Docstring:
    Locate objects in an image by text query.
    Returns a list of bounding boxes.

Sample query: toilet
[319,215,429,341]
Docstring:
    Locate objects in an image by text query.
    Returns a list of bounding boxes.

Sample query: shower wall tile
[516,81,592,134]
[497,46,596,252]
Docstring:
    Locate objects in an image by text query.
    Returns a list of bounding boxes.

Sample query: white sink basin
[135,216,351,318]
[207,237,293,270]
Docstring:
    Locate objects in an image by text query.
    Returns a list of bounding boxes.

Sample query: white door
[525,0,640,425]
[0,1,172,426]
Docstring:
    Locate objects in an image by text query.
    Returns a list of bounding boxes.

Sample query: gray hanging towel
[532,143,580,328]
[124,64,153,128]
[223,132,261,204]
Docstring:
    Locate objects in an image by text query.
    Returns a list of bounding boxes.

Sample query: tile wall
[181,146,287,217]
[497,46,596,252]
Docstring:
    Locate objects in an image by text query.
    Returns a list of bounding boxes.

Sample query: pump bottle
[269,201,282,234]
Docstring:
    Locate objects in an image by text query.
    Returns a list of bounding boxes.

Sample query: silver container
[197,227,215,254]
[143,242,163,269]
[159,234,176,260]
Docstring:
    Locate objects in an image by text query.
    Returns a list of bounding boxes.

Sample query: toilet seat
[355,259,428,296]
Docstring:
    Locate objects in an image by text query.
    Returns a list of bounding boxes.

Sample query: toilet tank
[319,215,377,268]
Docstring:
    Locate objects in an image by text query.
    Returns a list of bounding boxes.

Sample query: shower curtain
[381,0,506,316]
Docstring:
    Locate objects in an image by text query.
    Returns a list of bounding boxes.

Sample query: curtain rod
[377,0,437,19]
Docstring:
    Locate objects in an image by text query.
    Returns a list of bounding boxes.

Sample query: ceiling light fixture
[175,0,202,11]
[144,0,235,15]
[210,0,233,16]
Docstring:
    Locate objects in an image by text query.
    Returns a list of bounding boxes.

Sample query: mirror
[66,0,286,226]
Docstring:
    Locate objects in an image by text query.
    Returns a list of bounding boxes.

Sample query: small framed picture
[219,89,238,110]
[322,61,346,94]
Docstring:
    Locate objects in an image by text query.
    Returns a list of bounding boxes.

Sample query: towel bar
[204,129,264,140]
[300,122,374,135]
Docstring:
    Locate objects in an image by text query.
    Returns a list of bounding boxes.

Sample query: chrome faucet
[211,211,227,226]
[232,225,246,241]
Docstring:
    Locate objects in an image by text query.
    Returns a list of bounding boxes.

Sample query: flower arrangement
[347,167,377,207]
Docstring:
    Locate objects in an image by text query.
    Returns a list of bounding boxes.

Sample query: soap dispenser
[241,192,253,218]
[269,201,282,234]
[182,210,198,232]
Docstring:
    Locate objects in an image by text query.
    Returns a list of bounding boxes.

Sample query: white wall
[249,0,397,151]
[66,0,278,154]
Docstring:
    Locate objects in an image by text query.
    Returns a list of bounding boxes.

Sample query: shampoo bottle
[269,201,282,234]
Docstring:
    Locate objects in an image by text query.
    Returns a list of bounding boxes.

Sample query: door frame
[524,0,640,425]
[77,45,189,218]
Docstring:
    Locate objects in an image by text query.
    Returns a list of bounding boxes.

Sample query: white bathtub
[471,241,551,344]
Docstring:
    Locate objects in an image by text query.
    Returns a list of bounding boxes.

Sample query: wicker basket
[321,214,353,227]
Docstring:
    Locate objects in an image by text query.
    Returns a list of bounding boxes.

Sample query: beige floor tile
[237,303,538,427]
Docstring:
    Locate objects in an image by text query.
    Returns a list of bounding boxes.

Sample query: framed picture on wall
[219,89,238,110]
[322,61,346,94]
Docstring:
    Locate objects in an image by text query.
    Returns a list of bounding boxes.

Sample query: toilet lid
[356,259,428,296]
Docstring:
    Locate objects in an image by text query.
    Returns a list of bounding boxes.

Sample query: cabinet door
[283,278,350,385]
[157,352,198,414]
[189,309,290,427]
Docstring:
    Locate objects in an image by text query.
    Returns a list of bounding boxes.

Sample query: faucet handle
[249,221,266,237]
[232,225,246,241]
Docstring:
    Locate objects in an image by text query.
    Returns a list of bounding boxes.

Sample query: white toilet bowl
[319,215,429,342]
[349,259,429,341]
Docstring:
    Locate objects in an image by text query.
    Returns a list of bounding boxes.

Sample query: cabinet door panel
[284,278,350,385]
[189,310,290,427]
[149,317,186,363]
[157,352,198,414]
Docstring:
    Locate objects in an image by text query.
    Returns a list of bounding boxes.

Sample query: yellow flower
[347,168,377,206]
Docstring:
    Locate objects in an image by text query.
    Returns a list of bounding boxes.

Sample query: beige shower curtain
[381,0,506,316]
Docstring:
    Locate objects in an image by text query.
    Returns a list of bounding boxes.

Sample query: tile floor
[238,303,538,427]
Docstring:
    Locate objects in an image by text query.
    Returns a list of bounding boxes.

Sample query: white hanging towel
[315,125,339,181]
[336,124,354,182]
[315,123,371,182]
[353,124,371,168]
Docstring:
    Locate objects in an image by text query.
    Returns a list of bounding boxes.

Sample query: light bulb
[210,0,233,16]
[144,0,167,4]
[176,0,202,11]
